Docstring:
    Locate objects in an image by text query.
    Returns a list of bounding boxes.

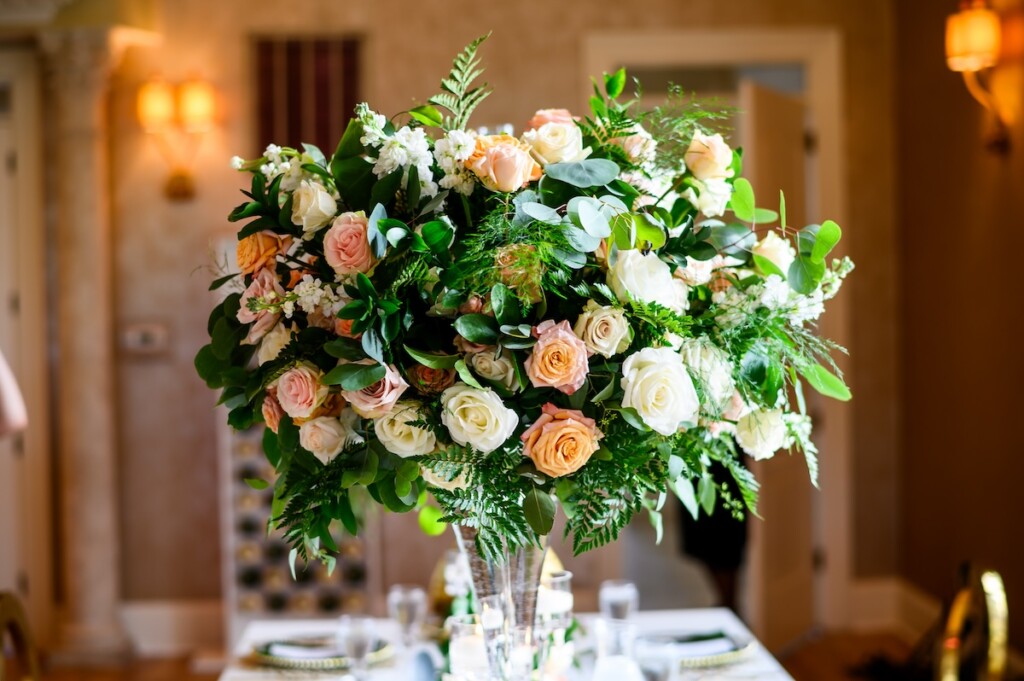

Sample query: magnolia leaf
[523,488,556,535]
[454,313,499,345]
[491,283,521,326]
[323,362,386,391]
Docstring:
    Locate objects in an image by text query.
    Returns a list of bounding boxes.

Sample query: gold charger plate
[637,632,755,670]
[247,637,394,671]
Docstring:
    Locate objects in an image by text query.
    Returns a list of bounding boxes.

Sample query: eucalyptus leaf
[545,159,620,188]
[730,178,756,222]
[577,199,612,238]
[521,202,562,225]
[788,256,826,295]
[811,220,842,262]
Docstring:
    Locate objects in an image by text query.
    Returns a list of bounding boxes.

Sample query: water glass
[387,583,427,647]
[445,614,490,681]
[336,615,378,680]
[538,570,574,631]
[599,579,639,621]
[593,618,644,681]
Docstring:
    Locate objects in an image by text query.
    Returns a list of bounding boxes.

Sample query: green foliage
[428,34,493,130]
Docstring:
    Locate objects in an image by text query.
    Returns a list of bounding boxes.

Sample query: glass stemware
[336,615,378,681]
[599,579,640,621]
[386,583,427,648]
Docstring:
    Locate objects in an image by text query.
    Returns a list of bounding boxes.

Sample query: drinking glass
[445,614,490,681]
[387,583,427,647]
[599,579,639,621]
[336,615,378,681]
[593,618,644,681]
[537,571,574,678]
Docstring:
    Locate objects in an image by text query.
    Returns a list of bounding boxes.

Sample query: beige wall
[895,0,1024,648]
[109,0,900,599]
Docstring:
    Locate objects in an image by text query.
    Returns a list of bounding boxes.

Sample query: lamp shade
[136,80,175,131]
[178,79,216,133]
[946,4,1002,72]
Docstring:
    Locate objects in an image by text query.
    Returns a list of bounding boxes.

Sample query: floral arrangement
[196,35,852,568]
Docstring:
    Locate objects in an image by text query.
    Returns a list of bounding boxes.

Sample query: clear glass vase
[452,525,547,681]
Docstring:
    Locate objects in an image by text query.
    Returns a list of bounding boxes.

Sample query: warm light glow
[136,80,175,132]
[946,3,1002,72]
[178,79,216,133]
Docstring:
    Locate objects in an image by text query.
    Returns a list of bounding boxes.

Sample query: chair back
[0,592,40,681]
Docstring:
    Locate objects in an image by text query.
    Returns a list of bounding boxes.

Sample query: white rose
[675,255,721,287]
[573,300,632,358]
[611,124,657,164]
[468,349,519,392]
[682,177,732,217]
[440,384,519,454]
[421,466,470,491]
[678,338,735,414]
[300,415,352,464]
[257,322,293,365]
[685,131,735,181]
[736,409,788,461]
[752,231,796,275]
[291,179,337,237]
[620,347,700,436]
[608,249,689,313]
[374,400,437,457]
[522,122,591,165]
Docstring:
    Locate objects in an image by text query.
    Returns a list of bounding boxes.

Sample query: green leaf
[228,201,262,223]
[322,362,386,391]
[706,224,756,259]
[648,508,664,544]
[332,156,375,212]
[741,345,784,405]
[361,326,384,363]
[576,198,612,238]
[244,478,269,491]
[324,338,367,361]
[333,118,366,160]
[408,104,444,127]
[418,505,448,536]
[604,67,627,99]
[490,283,521,326]
[752,207,779,224]
[194,344,223,388]
[671,477,700,519]
[209,273,238,291]
[633,213,667,250]
[544,159,620,188]
[698,474,717,515]
[278,416,299,458]
[523,488,556,536]
[729,178,756,222]
[779,190,787,231]
[564,225,602,253]
[404,345,460,369]
[800,363,852,401]
[753,253,785,277]
[811,220,842,262]
[301,142,327,167]
[454,313,499,345]
[211,318,245,361]
[421,220,455,257]
[787,256,826,295]
[453,359,484,389]
[262,426,281,467]
[521,202,562,225]
[337,494,359,535]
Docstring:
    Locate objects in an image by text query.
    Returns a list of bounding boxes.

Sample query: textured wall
[895,0,1024,648]
[110,0,900,599]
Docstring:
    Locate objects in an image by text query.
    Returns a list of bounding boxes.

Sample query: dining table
[219,606,795,681]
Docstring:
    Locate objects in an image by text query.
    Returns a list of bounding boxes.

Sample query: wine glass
[336,615,378,680]
[599,579,639,621]
[387,583,427,648]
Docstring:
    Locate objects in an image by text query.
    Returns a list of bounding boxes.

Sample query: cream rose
[237,269,285,344]
[420,466,469,491]
[525,320,590,395]
[237,231,288,275]
[526,108,575,131]
[440,384,518,454]
[682,177,732,218]
[469,348,519,392]
[522,122,591,165]
[323,211,377,277]
[521,403,603,478]
[610,124,656,164]
[573,301,632,358]
[608,250,689,313]
[257,321,294,365]
[341,362,409,419]
[291,179,337,236]
[374,400,437,457]
[620,347,700,436]
[678,337,735,414]
[467,134,542,193]
[276,363,330,419]
[752,231,796,275]
[736,409,788,460]
[684,131,735,181]
[299,415,350,464]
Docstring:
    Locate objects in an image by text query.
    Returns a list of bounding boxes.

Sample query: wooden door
[737,79,817,652]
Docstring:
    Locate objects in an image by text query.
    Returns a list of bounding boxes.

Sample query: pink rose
[341,362,409,418]
[276,363,330,419]
[526,108,575,131]
[262,389,284,434]
[525,320,590,395]
[237,269,285,344]
[323,211,377,276]
[467,135,542,193]
[454,335,493,356]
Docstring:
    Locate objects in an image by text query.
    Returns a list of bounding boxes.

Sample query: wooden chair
[0,592,40,681]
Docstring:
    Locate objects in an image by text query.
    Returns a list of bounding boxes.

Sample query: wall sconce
[946,0,1011,152]
[137,78,217,199]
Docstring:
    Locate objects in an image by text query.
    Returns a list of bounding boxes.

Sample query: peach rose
[495,244,543,303]
[341,362,409,419]
[237,231,289,275]
[276,363,330,420]
[334,317,360,339]
[262,389,284,434]
[237,269,285,344]
[525,320,590,395]
[521,403,603,478]
[466,134,542,193]
[526,108,575,131]
[323,211,377,277]
[407,364,457,396]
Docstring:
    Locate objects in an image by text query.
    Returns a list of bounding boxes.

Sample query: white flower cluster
[284,275,343,319]
[433,129,477,196]
[356,102,389,147]
[356,103,439,200]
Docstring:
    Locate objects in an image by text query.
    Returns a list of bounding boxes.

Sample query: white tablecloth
[219,607,793,681]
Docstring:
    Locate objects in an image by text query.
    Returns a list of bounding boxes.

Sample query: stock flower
[466,134,542,193]
[468,348,519,392]
[374,400,436,457]
[525,320,590,395]
[573,301,632,358]
[342,362,409,419]
[440,384,518,453]
[684,131,735,181]
[525,108,575,130]
[291,179,337,236]
[521,403,603,478]
[237,231,287,275]
[522,122,591,165]
[752,231,796,275]
[323,211,377,277]
[407,364,457,396]
[620,347,700,436]
[257,321,294,365]
[261,389,284,434]
[607,249,689,313]
[678,337,735,415]
[276,363,330,419]
[736,409,788,460]
[237,269,285,344]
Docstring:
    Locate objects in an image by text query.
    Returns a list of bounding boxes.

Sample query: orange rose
[521,403,602,478]
[407,364,457,396]
[466,134,542,193]
[237,231,288,275]
[524,320,589,395]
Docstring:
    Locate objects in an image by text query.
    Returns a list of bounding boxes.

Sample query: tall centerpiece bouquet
[196,34,852,676]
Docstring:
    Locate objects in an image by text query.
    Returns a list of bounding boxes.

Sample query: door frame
[582,28,853,630]
[0,47,54,645]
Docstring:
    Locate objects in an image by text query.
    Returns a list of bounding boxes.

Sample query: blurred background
[1,0,1022,677]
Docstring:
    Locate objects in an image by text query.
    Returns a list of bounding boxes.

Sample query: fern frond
[429,34,493,130]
